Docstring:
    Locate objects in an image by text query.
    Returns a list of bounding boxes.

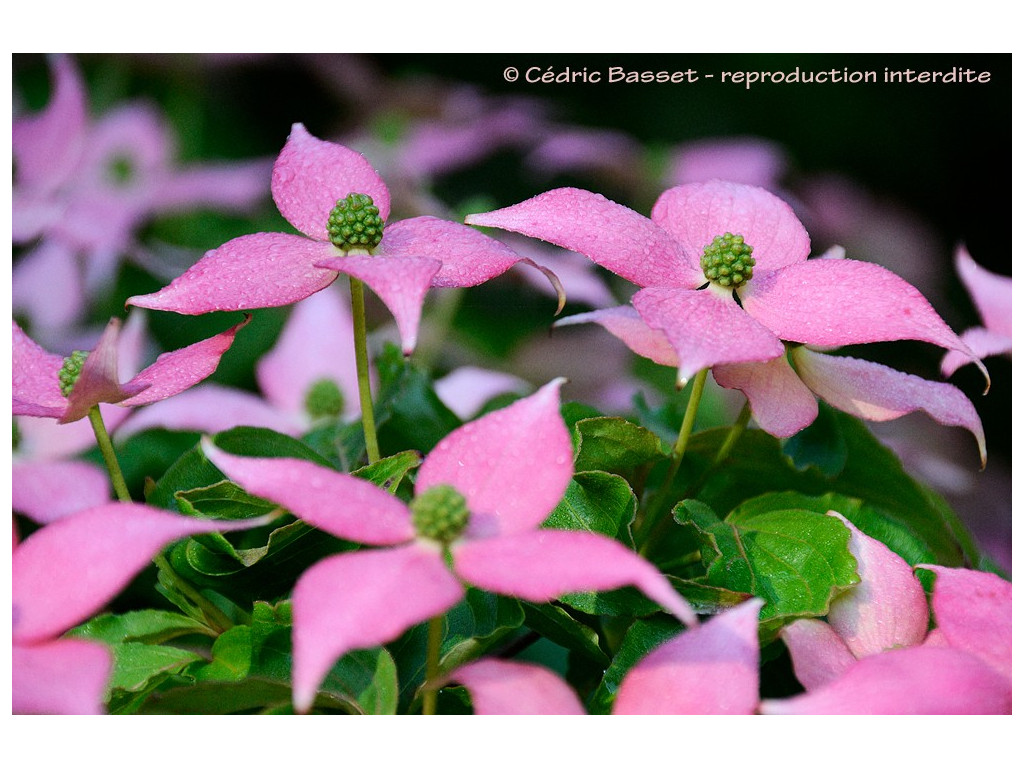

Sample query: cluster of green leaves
[80,342,983,714]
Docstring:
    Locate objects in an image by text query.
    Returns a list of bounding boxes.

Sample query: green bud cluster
[701,232,755,288]
[327,193,384,250]
[58,350,90,397]
[410,484,470,545]
[303,378,345,420]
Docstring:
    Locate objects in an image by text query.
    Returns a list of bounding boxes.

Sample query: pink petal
[127,232,339,315]
[742,259,981,360]
[62,318,147,424]
[316,253,440,355]
[12,241,86,332]
[415,379,572,538]
[941,327,1012,376]
[115,383,304,439]
[760,646,1011,714]
[777,618,856,691]
[667,137,788,189]
[713,357,819,438]
[793,348,987,466]
[453,529,697,627]
[554,306,679,368]
[12,320,66,417]
[157,158,273,213]
[651,181,810,272]
[918,565,1011,678]
[13,459,111,524]
[12,638,112,715]
[955,245,1011,337]
[202,441,414,545]
[465,187,697,288]
[255,286,362,420]
[613,598,763,714]
[291,544,463,713]
[271,123,390,241]
[118,315,250,407]
[433,366,531,421]
[632,287,785,384]
[12,502,268,643]
[825,513,929,659]
[13,54,86,189]
[446,658,585,715]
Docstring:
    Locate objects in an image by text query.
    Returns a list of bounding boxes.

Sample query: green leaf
[572,416,669,476]
[66,610,215,645]
[588,613,682,714]
[352,449,422,493]
[374,343,461,454]
[781,404,847,477]
[107,642,203,693]
[520,603,610,667]
[544,470,637,546]
[194,625,252,682]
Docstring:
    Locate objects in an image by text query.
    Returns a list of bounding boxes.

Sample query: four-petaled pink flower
[466,181,983,386]
[13,313,248,425]
[13,502,276,714]
[127,123,563,355]
[760,513,1011,714]
[202,379,697,713]
[941,245,1012,376]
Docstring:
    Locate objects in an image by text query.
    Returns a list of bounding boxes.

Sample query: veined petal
[127,232,339,315]
[466,187,697,288]
[115,383,304,439]
[918,565,1011,678]
[12,502,271,643]
[632,287,784,385]
[13,639,111,715]
[651,181,811,272]
[118,315,250,407]
[415,379,572,539]
[291,544,463,713]
[255,286,361,420]
[760,646,1011,714]
[955,245,1011,337]
[713,357,819,438]
[793,347,987,466]
[554,306,679,367]
[743,259,982,363]
[453,529,697,626]
[777,618,856,691]
[825,513,929,659]
[271,123,390,240]
[202,441,414,545]
[13,459,110,524]
[613,598,763,714]
[62,318,147,424]
[941,327,1012,376]
[316,253,440,355]
[12,320,66,415]
[446,658,585,715]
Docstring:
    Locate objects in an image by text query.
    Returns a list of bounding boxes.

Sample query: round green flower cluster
[327,193,384,250]
[58,350,90,397]
[304,378,345,420]
[700,232,756,288]
[410,484,470,545]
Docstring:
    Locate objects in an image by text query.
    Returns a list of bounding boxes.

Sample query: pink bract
[203,379,697,713]
[941,245,1012,376]
[444,658,586,715]
[128,123,563,354]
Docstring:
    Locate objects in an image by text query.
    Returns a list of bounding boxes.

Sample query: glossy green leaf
[107,642,203,693]
[572,416,669,475]
[66,610,215,645]
[544,470,637,546]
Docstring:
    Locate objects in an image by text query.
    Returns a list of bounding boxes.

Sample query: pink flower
[466,181,982,387]
[443,658,586,715]
[202,379,697,712]
[13,54,271,334]
[13,313,248,425]
[760,514,1011,714]
[12,502,276,714]
[665,136,789,190]
[941,245,1012,376]
[127,123,563,355]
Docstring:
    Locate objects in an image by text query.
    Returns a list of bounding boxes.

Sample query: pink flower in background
[467,181,981,387]
[13,313,249,425]
[941,245,1012,376]
[128,123,563,355]
[12,502,278,714]
[760,514,1011,714]
[13,54,271,335]
[443,658,587,715]
[202,379,696,712]
[116,286,362,439]
[665,136,789,191]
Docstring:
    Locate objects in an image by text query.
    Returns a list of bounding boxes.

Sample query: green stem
[87,405,131,502]
[349,277,381,464]
[421,614,445,715]
[636,369,708,551]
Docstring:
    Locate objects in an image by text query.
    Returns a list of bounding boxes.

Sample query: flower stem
[636,369,708,551]
[349,277,381,464]
[421,614,445,715]
[87,405,131,502]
